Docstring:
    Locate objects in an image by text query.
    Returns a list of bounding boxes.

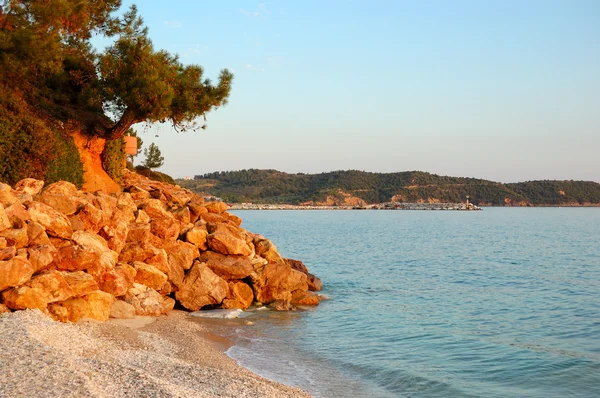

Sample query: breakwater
[229,202,481,211]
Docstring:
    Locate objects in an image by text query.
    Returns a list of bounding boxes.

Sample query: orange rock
[5,201,30,224]
[124,283,165,316]
[291,290,320,306]
[74,202,104,233]
[207,231,253,256]
[0,246,15,261]
[0,303,10,314]
[132,261,168,290]
[205,201,229,214]
[0,257,34,292]
[26,221,51,246]
[0,237,6,249]
[163,240,197,271]
[285,258,323,291]
[175,261,228,311]
[126,223,151,243]
[27,244,58,272]
[198,251,253,281]
[163,296,176,313]
[54,290,114,322]
[222,212,242,227]
[184,226,208,250]
[27,202,73,239]
[61,271,99,297]
[0,206,10,232]
[99,208,132,253]
[2,270,73,310]
[249,262,309,305]
[0,183,19,207]
[254,237,284,264]
[98,264,136,296]
[109,300,136,319]
[0,227,29,249]
[143,205,180,240]
[14,178,44,196]
[222,281,254,309]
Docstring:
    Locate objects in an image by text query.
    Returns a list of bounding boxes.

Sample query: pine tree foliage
[142,143,164,170]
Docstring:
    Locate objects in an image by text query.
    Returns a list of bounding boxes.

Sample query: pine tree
[142,143,164,170]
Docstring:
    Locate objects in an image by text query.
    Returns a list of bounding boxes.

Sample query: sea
[194,208,600,397]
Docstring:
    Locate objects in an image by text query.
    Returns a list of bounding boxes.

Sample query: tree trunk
[105,108,138,140]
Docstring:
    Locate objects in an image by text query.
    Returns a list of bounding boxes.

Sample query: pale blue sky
[104,1,599,182]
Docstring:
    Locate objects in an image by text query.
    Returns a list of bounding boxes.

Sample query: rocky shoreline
[0,169,323,321]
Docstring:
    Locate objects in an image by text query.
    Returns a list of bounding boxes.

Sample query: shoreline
[0,309,310,397]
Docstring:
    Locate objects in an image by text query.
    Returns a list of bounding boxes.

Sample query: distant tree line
[179,170,600,206]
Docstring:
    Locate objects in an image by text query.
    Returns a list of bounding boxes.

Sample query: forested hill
[177,170,600,206]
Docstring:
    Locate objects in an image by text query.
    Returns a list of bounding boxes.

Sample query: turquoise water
[219,208,600,397]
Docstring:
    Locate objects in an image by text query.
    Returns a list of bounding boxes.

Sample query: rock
[291,291,320,306]
[201,212,234,226]
[0,304,10,314]
[222,212,242,227]
[124,283,165,316]
[37,183,87,216]
[205,201,228,214]
[27,202,73,239]
[99,208,132,253]
[126,222,151,243]
[27,244,58,272]
[269,300,296,311]
[222,281,254,309]
[5,201,30,224]
[285,258,323,291]
[0,207,10,232]
[109,300,136,319]
[0,257,34,292]
[98,264,136,296]
[175,261,228,311]
[198,251,253,281]
[163,296,176,313]
[250,262,309,305]
[57,241,115,279]
[187,200,207,223]
[0,226,29,249]
[14,178,45,196]
[207,230,253,256]
[61,271,99,297]
[135,209,151,223]
[184,226,208,250]
[0,183,19,207]
[254,237,284,264]
[0,246,15,261]
[1,270,75,311]
[116,192,137,214]
[26,221,51,246]
[73,202,104,233]
[126,185,151,201]
[141,202,180,240]
[172,206,191,228]
[132,261,168,290]
[52,290,114,322]
[0,237,6,249]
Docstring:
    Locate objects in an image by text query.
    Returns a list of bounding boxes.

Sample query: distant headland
[178,169,600,207]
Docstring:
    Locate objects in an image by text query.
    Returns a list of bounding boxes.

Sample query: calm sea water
[203,208,600,397]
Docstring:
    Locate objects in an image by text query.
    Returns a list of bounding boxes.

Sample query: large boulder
[56,231,116,278]
[253,237,284,264]
[27,244,58,272]
[198,251,253,281]
[99,208,133,254]
[0,226,29,249]
[139,200,180,240]
[27,202,73,239]
[37,181,87,216]
[285,258,323,291]
[1,271,73,310]
[27,221,51,246]
[13,178,44,196]
[0,183,19,207]
[175,261,228,311]
[221,281,254,309]
[49,290,114,322]
[249,262,309,305]
[132,261,168,291]
[207,224,253,257]
[205,201,228,214]
[0,257,34,292]
[184,225,208,250]
[98,264,136,296]
[124,283,166,316]
[61,271,99,297]
[0,206,10,232]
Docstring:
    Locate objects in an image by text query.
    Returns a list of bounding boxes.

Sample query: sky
[100,1,599,182]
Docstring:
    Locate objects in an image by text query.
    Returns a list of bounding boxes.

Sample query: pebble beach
[0,309,309,398]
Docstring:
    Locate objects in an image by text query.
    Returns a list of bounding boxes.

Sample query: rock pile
[0,170,322,322]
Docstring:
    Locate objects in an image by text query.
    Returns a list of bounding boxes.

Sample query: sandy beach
[0,309,310,397]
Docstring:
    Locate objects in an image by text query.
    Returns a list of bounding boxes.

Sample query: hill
[177,169,600,206]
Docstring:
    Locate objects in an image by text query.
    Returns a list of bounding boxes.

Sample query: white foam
[189,309,253,319]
